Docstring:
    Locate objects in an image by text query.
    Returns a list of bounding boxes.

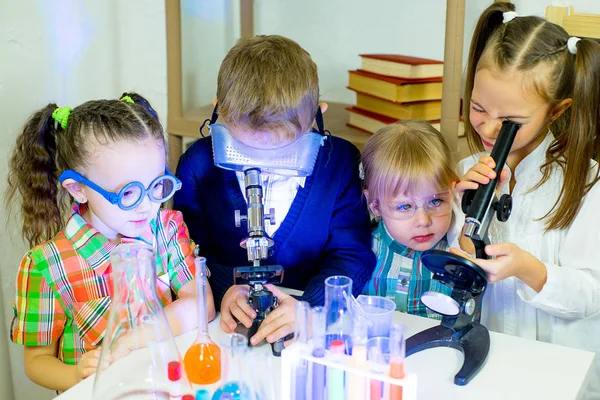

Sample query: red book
[346,106,464,137]
[360,54,444,79]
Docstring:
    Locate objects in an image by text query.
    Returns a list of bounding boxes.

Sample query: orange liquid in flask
[184,341,221,385]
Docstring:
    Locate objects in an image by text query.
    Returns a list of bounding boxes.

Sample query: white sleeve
[518,181,600,320]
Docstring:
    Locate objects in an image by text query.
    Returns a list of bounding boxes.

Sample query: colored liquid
[369,379,382,400]
[184,342,222,385]
[325,334,353,355]
[311,348,326,400]
[349,345,367,400]
[389,361,405,400]
[211,381,254,400]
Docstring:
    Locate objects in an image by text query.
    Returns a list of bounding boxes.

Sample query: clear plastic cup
[356,295,396,338]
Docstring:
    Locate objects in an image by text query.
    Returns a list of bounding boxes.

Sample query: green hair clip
[52,106,72,130]
[120,95,135,104]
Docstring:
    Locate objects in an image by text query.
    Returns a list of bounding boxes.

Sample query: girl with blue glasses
[6,92,214,392]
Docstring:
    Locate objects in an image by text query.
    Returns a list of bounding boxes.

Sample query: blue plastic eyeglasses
[58,170,182,211]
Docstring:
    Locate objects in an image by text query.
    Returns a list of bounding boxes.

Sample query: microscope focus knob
[265,208,276,226]
[494,194,512,222]
[234,210,248,227]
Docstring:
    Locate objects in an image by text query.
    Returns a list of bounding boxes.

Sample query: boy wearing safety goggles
[174,35,375,347]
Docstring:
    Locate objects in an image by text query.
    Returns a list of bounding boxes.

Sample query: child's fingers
[259,302,287,326]
[467,163,496,182]
[230,301,254,329]
[251,313,292,345]
[485,243,514,257]
[250,320,275,345]
[220,317,235,333]
[81,366,97,379]
[264,284,290,300]
[499,168,510,185]
[219,307,237,332]
[86,356,100,369]
[456,180,479,193]
[478,155,496,168]
[235,295,257,320]
[265,323,294,344]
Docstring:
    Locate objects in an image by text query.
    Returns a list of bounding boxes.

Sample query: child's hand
[456,155,509,194]
[450,243,547,292]
[220,284,255,333]
[76,348,102,382]
[250,284,297,347]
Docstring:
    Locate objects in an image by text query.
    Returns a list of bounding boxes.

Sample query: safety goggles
[375,190,454,221]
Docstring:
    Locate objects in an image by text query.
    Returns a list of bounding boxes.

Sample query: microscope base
[406,323,490,386]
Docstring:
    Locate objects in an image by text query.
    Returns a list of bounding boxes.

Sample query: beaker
[93,243,191,400]
[356,295,396,338]
[184,257,221,385]
[324,276,354,354]
[212,333,255,400]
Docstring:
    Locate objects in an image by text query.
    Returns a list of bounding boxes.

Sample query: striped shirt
[362,221,452,320]
[10,204,196,365]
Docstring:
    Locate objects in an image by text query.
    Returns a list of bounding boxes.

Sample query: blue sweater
[174,135,375,308]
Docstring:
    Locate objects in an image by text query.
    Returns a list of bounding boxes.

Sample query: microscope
[206,109,327,357]
[405,120,521,385]
[233,167,289,356]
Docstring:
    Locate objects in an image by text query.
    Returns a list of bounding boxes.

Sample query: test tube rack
[280,342,417,400]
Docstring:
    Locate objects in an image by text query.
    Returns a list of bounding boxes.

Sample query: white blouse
[457,133,600,397]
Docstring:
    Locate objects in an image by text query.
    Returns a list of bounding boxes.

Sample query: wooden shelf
[164,0,471,170]
[167,101,373,151]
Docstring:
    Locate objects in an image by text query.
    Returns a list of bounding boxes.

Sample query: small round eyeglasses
[58,170,182,211]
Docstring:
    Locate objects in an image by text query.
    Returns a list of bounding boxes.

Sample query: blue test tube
[311,306,326,400]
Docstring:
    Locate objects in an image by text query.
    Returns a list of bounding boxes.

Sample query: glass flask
[212,333,255,400]
[93,243,191,399]
[184,257,221,385]
[324,276,354,354]
[245,349,277,400]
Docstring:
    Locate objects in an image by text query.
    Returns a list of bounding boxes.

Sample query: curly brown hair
[5,92,165,247]
[464,2,600,230]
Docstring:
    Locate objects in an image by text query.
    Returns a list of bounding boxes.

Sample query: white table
[57,310,594,400]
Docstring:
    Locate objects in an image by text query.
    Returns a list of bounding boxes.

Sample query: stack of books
[346,54,463,135]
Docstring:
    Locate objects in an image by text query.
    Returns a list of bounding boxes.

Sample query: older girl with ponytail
[453,3,600,397]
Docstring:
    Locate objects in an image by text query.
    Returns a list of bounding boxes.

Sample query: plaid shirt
[10,204,196,365]
[362,220,452,320]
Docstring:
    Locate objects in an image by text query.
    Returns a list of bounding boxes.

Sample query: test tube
[328,340,346,400]
[389,323,406,400]
[311,306,326,400]
[292,301,310,400]
[349,315,369,400]
[195,389,210,400]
